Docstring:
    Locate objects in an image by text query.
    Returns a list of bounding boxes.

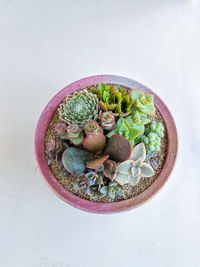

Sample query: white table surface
[1,0,200,266]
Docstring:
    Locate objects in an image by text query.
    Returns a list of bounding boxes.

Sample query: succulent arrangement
[45,84,166,201]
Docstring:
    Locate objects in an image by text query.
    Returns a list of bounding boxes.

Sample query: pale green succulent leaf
[117,160,134,174]
[131,167,141,177]
[140,162,155,177]
[134,158,143,168]
[115,173,129,185]
[129,174,141,186]
[130,142,146,161]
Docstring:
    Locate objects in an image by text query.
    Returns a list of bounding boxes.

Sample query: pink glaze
[34,75,178,214]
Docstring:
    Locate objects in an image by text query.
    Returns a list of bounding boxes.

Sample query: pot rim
[34,74,178,214]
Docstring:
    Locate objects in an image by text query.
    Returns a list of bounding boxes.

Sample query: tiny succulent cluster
[141,121,165,153]
[46,85,165,200]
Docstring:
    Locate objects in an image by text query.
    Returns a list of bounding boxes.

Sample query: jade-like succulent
[58,89,99,126]
[66,124,84,146]
[54,122,67,138]
[74,171,104,196]
[100,181,124,199]
[90,83,132,116]
[104,134,131,162]
[82,133,106,153]
[84,120,103,135]
[100,111,116,131]
[115,142,155,186]
[131,90,155,115]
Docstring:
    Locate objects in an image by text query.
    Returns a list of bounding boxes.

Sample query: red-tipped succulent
[54,122,67,138]
[86,155,110,171]
[84,120,103,135]
[100,111,116,131]
[66,124,84,146]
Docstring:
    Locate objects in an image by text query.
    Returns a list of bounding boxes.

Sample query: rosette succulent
[66,124,84,146]
[58,89,99,126]
[45,137,66,165]
[100,111,116,131]
[115,143,154,186]
[54,122,67,138]
[100,181,124,199]
[84,120,103,135]
[131,90,155,115]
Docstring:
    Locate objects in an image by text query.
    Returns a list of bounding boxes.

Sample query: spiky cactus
[58,89,99,126]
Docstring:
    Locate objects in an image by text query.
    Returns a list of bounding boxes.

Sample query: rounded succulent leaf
[115,172,129,185]
[140,162,155,177]
[82,133,106,153]
[86,155,109,171]
[131,167,141,177]
[100,185,108,196]
[129,174,141,186]
[117,160,134,175]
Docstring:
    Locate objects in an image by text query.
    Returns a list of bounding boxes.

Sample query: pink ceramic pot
[35,75,178,214]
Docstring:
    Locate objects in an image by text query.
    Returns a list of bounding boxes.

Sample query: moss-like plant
[90,83,132,116]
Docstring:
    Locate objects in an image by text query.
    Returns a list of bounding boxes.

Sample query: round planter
[35,75,178,214]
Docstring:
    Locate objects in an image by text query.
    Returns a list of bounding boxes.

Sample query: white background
[0,0,200,266]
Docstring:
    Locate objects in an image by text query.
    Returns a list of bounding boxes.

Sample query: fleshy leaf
[100,186,108,196]
[129,175,141,186]
[134,158,143,168]
[86,155,109,170]
[103,159,117,181]
[116,160,134,175]
[104,134,131,162]
[115,173,129,185]
[82,133,106,152]
[140,162,155,177]
[130,142,146,161]
[62,147,94,175]
[131,167,141,177]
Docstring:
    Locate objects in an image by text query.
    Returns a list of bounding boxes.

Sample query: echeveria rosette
[131,90,155,115]
[92,83,132,117]
[58,89,99,126]
[54,122,67,138]
[66,124,84,146]
[100,111,116,131]
[115,143,155,186]
[84,120,103,135]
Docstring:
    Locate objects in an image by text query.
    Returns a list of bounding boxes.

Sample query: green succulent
[58,89,99,126]
[131,90,155,115]
[66,124,84,146]
[100,181,124,199]
[115,143,154,186]
[91,83,132,116]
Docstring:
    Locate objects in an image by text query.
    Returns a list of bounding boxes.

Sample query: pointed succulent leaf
[140,162,155,177]
[129,174,141,186]
[62,147,94,175]
[115,172,129,185]
[104,134,131,162]
[82,133,106,153]
[131,167,141,177]
[86,155,109,171]
[117,160,134,175]
[96,175,104,185]
[134,158,143,168]
[130,142,146,161]
[131,90,143,102]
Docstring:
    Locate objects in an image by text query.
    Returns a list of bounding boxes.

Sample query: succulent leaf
[100,185,108,196]
[130,142,146,161]
[140,162,155,177]
[66,124,84,146]
[100,111,116,131]
[55,122,67,137]
[115,173,130,185]
[116,160,134,175]
[62,147,94,175]
[84,120,103,135]
[82,133,106,153]
[86,155,109,171]
[103,159,117,181]
[104,134,131,162]
[129,175,141,186]
[131,167,141,177]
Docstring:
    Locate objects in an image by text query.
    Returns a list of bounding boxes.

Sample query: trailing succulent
[90,83,132,117]
[58,89,99,126]
[46,85,165,200]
